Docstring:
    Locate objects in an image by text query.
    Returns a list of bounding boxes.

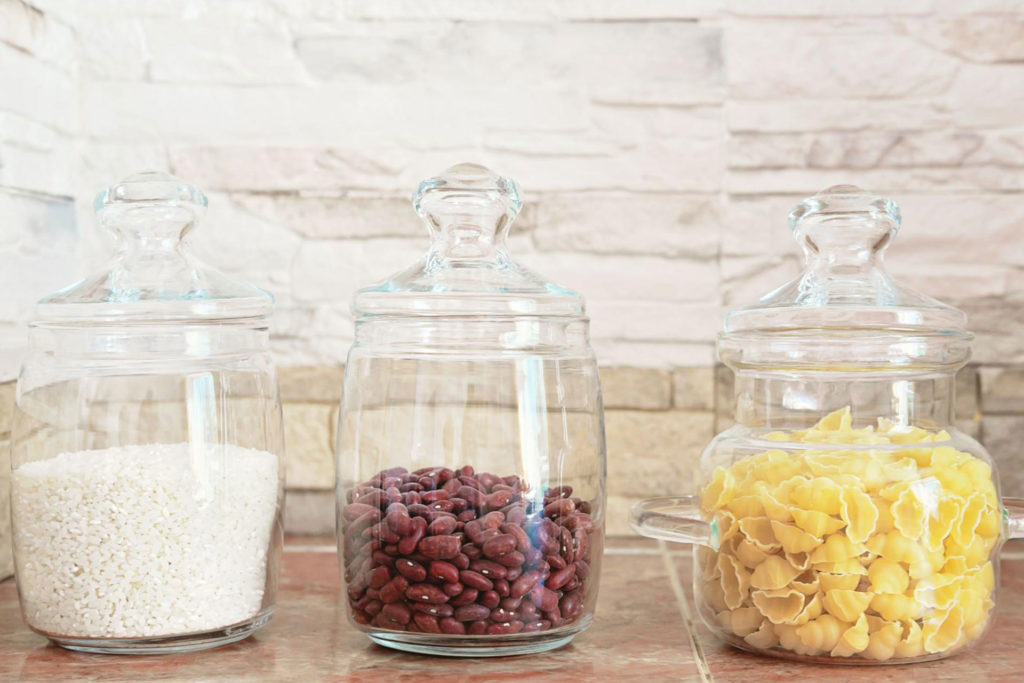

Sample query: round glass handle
[1004,497,1024,540]
[630,496,715,548]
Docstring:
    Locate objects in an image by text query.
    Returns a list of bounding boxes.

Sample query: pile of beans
[341,465,598,636]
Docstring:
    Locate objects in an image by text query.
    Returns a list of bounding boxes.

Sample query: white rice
[11,442,280,639]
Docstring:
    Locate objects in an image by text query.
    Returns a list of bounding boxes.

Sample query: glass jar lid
[352,163,584,320]
[35,171,273,323]
[720,185,972,369]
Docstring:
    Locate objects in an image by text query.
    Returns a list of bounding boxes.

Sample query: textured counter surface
[1,537,1022,682]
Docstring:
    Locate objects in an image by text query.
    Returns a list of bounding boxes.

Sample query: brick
[600,367,672,410]
[0,112,75,196]
[727,0,933,15]
[534,193,721,258]
[283,490,335,535]
[729,99,951,134]
[231,193,423,240]
[0,438,10,580]
[0,41,76,134]
[606,410,715,498]
[0,381,14,439]
[960,296,1024,365]
[279,366,345,403]
[982,415,1024,498]
[0,0,75,71]
[593,340,715,369]
[728,21,959,100]
[587,301,722,344]
[948,64,1024,128]
[909,18,1024,63]
[672,367,715,411]
[980,366,1024,415]
[284,402,336,489]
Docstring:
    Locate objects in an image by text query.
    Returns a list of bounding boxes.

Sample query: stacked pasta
[699,407,1000,661]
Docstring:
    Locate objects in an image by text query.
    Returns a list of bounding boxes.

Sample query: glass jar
[631,186,1024,664]
[10,172,285,654]
[336,163,605,657]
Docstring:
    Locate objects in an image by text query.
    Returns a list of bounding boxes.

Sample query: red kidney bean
[367,565,391,589]
[470,559,508,580]
[512,570,542,598]
[381,603,411,625]
[547,564,575,591]
[343,466,598,637]
[480,590,500,610]
[449,588,479,607]
[439,617,467,635]
[379,576,409,604]
[454,604,491,622]
[482,511,505,529]
[395,558,427,582]
[410,603,454,617]
[343,502,378,521]
[413,613,442,634]
[458,485,487,507]
[460,570,493,592]
[397,516,427,555]
[428,516,458,536]
[501,524,532,552]
[496,551,525,568]
[487,621,524,635]
[490,607,516,622]
[405,583,449,604]
[481,534,517,559]
[487,490,516,508]
[428,560,459,584]
[528,585,559,612]
[418,535,462,560]
[560,589,584,621]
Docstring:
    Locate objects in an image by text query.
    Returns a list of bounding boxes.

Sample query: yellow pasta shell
[823,589,874,623]
[867,558,909,594]
[743,620,779,650]
[790,508,846,537]
[922,605,966,654]
[810,533,866,564]
[831,613,870,657]
[895,619,925,658]
[790,477,844,516]
[840,487,879,544]
[794,614,847,655]
[750,555,802,591]
[862,616,902,661]
[770,520,822,554]
[818,572,860,592]
[738,517,781,552]
[718,552,751,610]
[752,588,806,625]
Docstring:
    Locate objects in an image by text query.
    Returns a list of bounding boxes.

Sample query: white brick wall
[3,0,1024,374]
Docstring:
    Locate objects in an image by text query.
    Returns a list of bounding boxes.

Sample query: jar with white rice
[10,172,285,654]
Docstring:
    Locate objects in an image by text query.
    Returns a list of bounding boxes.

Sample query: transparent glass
[336,164,606,657]
[9,173,285,654]
[631,186,1024,665]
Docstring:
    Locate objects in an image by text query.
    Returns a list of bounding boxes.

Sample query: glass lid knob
[788,184,901,269]
[94,171,208,251]
[413,163,522,260]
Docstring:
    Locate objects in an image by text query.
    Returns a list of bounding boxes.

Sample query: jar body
[336,319,606,656]
[10,322,285,654]
[693,371,1002,664]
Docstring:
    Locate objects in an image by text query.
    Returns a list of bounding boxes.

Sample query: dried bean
[467,621,488,635]
[418,535,462,560]
[395,558,427,582]
[379,576,409,604]
[413,613,442,634]
[428,560,460,584]
[481,533,517,559]
[381,603,411,625]
[439,617,467,635]
[487,621,524,635]
[480,590,500,610]
[547,564,575,591]
[367,565,391,589]
[449,588,479,607]
[460,570,493,592]
[454,604,490,622]
[405,583,449,604]
[397,517,426,555]
[494,578,510,597]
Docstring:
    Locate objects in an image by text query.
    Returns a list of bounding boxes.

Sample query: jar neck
[731,370,957,431]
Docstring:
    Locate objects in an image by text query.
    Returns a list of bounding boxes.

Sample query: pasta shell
[867,558,909,594]
[752,588,806,625]
[818,572,860,592]
[750,555,802,591]
[726,606,764,637]
[831,613,870,657]
[922,605,966,654]
[862,616,902,661]
[734,538,771,569]
[727,495,766,520]
[839,487,878,544]
[702,576,728,613]
[924,496,962,553]
[891,487,929,540]
[738,517,781,552]
[770,520,822,554]
[869,593,924,622]
[823,589,874,623]
[790,477,844,516]
[794,614,847,655]
[743,620,779,650]
[782,591,823,626]
[951,492,987,548]
[702,467,737,511]
[895,619,924,658]
[789,508,846,537]
[718,552,751,610]
[810,534,866,564]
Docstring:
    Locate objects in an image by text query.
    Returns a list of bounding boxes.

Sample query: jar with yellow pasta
[631,186,1024,664]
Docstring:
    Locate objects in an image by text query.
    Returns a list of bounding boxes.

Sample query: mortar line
[659,541,714,683]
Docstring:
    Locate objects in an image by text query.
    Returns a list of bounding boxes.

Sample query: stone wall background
[0,1,1023,543]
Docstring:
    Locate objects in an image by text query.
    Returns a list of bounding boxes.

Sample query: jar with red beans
[335,164,606,656]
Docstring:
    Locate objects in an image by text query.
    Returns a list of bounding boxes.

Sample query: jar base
[39,608,274,655]
[366,618,591,658]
